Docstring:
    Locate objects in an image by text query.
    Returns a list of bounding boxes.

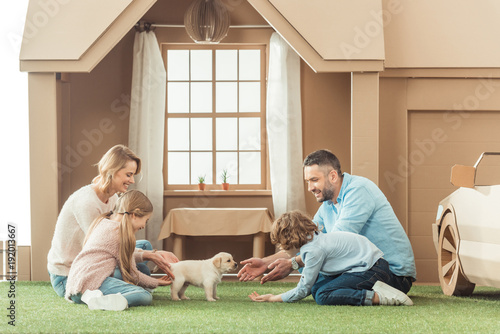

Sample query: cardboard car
[432,152,500,296]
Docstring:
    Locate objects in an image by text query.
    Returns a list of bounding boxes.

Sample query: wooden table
[158,208,274,260]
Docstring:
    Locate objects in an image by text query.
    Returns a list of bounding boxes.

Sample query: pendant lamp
[184,0,231,44]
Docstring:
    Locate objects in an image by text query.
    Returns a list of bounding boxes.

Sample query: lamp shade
[184,0,231,44]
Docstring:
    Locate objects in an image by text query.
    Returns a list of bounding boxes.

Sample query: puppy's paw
[206,298,217,302]
[181,296,190,300]
[215,296,220,300]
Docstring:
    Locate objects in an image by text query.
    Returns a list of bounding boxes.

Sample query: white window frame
[162,43,268,191]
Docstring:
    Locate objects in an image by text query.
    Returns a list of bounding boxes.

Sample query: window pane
[191,118,212,150]
[239,152,261,184]
[191,82,212,113]
[216,82,237,113]
[168,118,190,150]
[168,82,189,113]
[239,50,260,80]
[216,152,237,184]
[191,152,213,184]
[216,118,237,150]
[167,50,189,80]
[191,50,212,81]
[239,117,261,150]
[216,50,237,80]
[168,152,189,184]
[239,82,260,113]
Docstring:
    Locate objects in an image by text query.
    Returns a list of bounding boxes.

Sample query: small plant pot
[222,183,229,190]
[198,183,206,191]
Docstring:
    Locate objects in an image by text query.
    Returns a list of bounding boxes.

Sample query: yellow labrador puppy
[170,252,238,302]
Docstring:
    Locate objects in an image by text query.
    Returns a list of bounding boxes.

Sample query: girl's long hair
[270,211,318,251]
[92,145,141,195]
[84,190,153,285]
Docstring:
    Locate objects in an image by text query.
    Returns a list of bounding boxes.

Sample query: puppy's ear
[213,256,222,268]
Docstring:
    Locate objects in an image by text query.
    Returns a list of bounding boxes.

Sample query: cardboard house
[20,0,500,282]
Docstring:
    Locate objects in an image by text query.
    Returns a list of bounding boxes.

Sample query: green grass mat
[1,282,500,333]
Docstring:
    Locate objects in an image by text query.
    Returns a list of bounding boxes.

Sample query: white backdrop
[0,0,31,245]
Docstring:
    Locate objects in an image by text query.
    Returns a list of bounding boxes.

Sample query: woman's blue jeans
[49,272,68,298]
[49,240,153,299]
[311,258,412,306]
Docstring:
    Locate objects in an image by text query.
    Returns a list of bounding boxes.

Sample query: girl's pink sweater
[64,219,158,300]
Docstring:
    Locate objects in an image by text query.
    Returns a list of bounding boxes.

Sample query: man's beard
[318,182,335,202]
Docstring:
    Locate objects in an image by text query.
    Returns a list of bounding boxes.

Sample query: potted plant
[220,169,229,190]
[197,174,206,191]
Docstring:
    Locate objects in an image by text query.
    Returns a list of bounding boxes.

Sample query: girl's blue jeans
[49,239,153,307]
[70,276,153,307]
[311,258,412,306]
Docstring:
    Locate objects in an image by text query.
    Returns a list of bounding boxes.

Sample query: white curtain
[129,30,166,249]
[267,32,306,218]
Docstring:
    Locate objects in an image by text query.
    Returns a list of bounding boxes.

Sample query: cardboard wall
[380,76,500,283]
[60,31,135,201]
[29,73,58,281]
[301,69,351,216]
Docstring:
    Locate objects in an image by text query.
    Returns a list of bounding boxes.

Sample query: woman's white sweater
[47,185,118,276]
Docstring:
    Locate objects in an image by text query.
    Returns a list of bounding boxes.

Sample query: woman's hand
[248,291,282,302]
[144,250,179,280]
[157,251,179,264]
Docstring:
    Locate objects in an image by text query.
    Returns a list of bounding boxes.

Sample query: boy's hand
[248,291,282,302]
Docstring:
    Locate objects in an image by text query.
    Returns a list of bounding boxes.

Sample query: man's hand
[260,258,294,284]
[237,258,267,282]
[248,291,282,303]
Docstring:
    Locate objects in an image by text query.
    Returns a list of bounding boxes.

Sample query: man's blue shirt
[313,173,416,279]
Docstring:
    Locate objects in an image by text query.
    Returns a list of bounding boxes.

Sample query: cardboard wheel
[437,212,475,296]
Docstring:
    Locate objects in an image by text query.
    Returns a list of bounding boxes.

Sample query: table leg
[172,235,184,261]
[252,232,265,259]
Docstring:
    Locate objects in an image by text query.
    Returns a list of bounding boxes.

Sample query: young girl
[249,211,413,306]
[65,190,170,311]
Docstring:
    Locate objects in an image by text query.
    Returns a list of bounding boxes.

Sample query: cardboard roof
[20,0,385,73]
[20,0,157,72]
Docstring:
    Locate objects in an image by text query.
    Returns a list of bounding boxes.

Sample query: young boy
[248,211,413,306]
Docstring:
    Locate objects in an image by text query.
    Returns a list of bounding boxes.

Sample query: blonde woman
[48,145,177,297]
[65,190,171,310]
[249,211,413,306]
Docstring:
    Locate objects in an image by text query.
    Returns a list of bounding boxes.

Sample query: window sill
[164,190,272,197]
